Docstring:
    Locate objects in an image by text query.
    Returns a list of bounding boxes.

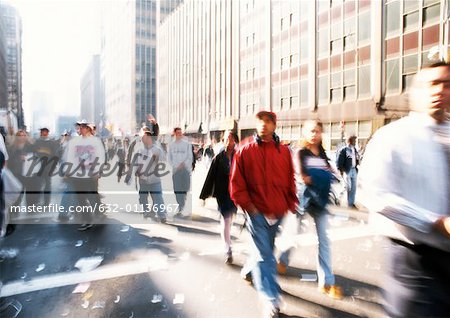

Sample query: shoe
[242,272,252,284]
[319,285,343,299]
[159,217,167,224]
[264,304,280,318]
[77,224,93,231]
[225,250,233,264]
[349,204,358,210]
[277,262,287,275]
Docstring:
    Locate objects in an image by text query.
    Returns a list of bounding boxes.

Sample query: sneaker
[264,304,280,318]
[159,217,167,224]
[277,262,287,275]
[77,224,93,231]
[242,272,253,284]
[225,250,233,264]
[319,285,344,299]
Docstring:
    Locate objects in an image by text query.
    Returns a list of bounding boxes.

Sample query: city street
[0,163,386,318]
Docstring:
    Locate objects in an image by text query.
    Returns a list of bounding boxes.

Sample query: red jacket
[229,138,298,218]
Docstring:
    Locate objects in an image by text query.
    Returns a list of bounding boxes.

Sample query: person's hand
[303,176,312,185]
[246,203,258,214]
[435,217,450,236]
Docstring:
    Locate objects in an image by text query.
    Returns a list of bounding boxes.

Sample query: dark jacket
[200,149,234,200]
[336,145,359,174]
[302,168,332,213]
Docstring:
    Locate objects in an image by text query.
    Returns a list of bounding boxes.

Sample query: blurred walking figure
[131,127,167,223]
[336,135,359,209]
[64,120,105,231]
[359,62,450,317]
[168,127,193,218]
[200,131,239,264]
[116,139,126,182]
[34,127,59,205]
[278,120,343,299]
[7,130,40,207]
[230,111,297,318]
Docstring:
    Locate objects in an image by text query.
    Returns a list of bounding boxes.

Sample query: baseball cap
[256,110,277,124]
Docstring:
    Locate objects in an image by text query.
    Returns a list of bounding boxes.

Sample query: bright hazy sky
[9,0,103,130]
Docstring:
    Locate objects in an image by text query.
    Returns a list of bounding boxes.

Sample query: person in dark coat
[200,131,239,264]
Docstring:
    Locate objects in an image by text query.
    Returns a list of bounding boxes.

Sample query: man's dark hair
[173,127,182,133]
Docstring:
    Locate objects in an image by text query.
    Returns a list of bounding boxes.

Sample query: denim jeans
[346,167,357,206]
[243,212,283,306]
[278,209,335,287]
[139,180,166,220]
[172,168,190,212]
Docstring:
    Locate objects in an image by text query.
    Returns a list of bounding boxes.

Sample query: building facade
[157,0,448,150]
[80,55,102,126]
[101,0,182,136]
[0,1,24,129]
[0,11,8,110]
[157,0,240,142]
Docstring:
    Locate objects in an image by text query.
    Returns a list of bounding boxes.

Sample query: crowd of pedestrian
[0,62,448,318]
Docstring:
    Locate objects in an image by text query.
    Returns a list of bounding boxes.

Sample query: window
[403,54,418,74]
[423,4,440,25]
[344,34,355,50]
[402,73,416,91]
[318,0,329,13]
[404,0,419,13]
[344,68,355,86]
[358,65,370,98]
[331,72,342,88]
[299,36,309,60]
[403,11,419,31]
[331,39,342,55]
[386,1,400,36]
[331,88,342,103]
[290,13,293,26]
[344,85,356,101]
[318,75,329,104]
[386,59,400,93]
[318,28,329,57]
[300,80,308,106]
[358,11,371,43]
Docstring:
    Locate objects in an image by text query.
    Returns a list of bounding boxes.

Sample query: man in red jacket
[230,111,297,318]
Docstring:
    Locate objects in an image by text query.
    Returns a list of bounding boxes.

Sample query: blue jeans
[278,210,335,287]
[346,167,357,206]
[139,180,166,220]
[243,212,283,306]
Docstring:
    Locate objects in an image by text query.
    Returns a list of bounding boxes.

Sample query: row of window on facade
[386,0,441,37]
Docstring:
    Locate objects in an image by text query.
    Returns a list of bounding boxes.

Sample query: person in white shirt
[359,62,450,317]
[167,127,193,217]
[64,121,105,231]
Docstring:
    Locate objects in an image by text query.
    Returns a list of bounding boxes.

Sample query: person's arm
[229,149,257,213]
[359,129,449,244]
[298,149,311,185]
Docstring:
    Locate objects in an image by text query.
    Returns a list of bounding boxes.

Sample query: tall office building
[157,0,240,140]
[0,1,24,129]
[0,11,8,109]
[101,0,182,136]
[158,0,449,149]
